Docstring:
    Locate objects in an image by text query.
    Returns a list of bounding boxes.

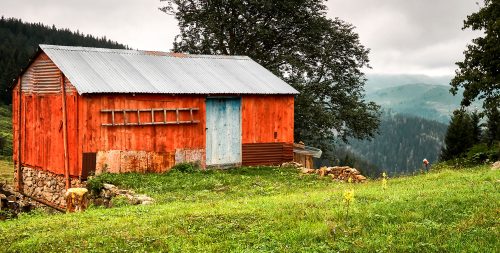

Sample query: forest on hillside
[0,17,127,104]
[337,114,447,176]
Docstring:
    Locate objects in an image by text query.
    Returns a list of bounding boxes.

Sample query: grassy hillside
[0,165,498,252]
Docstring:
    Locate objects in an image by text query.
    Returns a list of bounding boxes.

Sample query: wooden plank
[241,95,294,144]
[60,72,70,190]
[205,98,241,166]
[16,76,22,192]
[123,110,127,125]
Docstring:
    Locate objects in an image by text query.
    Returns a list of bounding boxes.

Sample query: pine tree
[440,110,474,160]
[470,110,482,144]
[486,107,500,146]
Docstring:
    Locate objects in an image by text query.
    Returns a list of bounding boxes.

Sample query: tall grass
[0,165,498,252]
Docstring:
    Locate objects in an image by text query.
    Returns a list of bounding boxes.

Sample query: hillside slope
[345,114,447,175]
[0,166,498,252]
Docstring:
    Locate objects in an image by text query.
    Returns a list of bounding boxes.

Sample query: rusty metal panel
[96,150,121,174]
[242,142,293,166]
[120,151,148,173]
[95,150,175,174]
[81,152,96,179]
[175,148,205,165]
[148,152,175,172]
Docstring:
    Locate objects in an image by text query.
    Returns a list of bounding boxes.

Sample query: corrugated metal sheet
[39,44,299,95]
[242,143,293,166]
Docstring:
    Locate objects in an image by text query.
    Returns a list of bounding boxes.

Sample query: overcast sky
[1,0,481,76]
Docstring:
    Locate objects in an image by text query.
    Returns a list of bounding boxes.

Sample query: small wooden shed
[12,45,298,207]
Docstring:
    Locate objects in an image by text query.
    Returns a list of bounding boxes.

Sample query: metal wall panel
[242,142,293,166]
[206,98,242,166]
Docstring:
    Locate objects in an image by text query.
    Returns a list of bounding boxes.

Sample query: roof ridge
[39,44,251,60]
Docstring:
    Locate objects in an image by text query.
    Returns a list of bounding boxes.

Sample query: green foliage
[170,162,200,173]
[434,143,499,170]
[485,107,500,146]
[0,17,127,104]
[451,0,500,111]
[86,175,106,196]
[0,166,498,252]
[440,109,477,161]
[161,0,380,152]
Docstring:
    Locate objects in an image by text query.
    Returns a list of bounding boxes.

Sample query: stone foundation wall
[14,166,85,208]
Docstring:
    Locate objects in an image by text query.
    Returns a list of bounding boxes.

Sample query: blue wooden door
[206,98,242,166]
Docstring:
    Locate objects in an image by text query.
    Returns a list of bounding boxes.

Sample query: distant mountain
[0,17,127,103]
[365,74,452,93]
[344,114,448,176]
[365,84,468,123]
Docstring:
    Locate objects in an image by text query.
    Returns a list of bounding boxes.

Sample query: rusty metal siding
[242,143,293,166]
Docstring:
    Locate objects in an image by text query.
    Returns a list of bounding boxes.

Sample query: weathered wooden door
[206,98,242,166]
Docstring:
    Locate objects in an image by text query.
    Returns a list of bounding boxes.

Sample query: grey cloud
[0,0,482,75]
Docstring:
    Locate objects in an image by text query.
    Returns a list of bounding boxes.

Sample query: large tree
[451,0,500,111]
[160,0,380,151]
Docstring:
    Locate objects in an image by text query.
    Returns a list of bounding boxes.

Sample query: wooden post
[16,76,22,192]
[61,72,70,190]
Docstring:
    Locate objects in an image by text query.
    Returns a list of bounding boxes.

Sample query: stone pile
[492,161,500,170]
[92,183,154,207]
[300,166,367,183]
[0,183,35,220]
[19,167,84,208]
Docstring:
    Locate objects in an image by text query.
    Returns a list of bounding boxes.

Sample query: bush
[86,175,107,196]
[171,162,201,173]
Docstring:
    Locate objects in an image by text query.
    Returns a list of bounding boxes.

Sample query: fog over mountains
[364,74,479,124]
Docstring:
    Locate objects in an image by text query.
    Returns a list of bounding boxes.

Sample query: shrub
[171,162,200,173]
[86,175,107,196]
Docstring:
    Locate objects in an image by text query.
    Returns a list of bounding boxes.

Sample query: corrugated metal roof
[39,44,299,95]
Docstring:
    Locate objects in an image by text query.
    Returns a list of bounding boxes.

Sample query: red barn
[12,45,298,207]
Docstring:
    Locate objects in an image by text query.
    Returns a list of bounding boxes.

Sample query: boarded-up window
[81,152,97,179]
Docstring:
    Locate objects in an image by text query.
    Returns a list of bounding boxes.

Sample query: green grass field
[0,165,498,252]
